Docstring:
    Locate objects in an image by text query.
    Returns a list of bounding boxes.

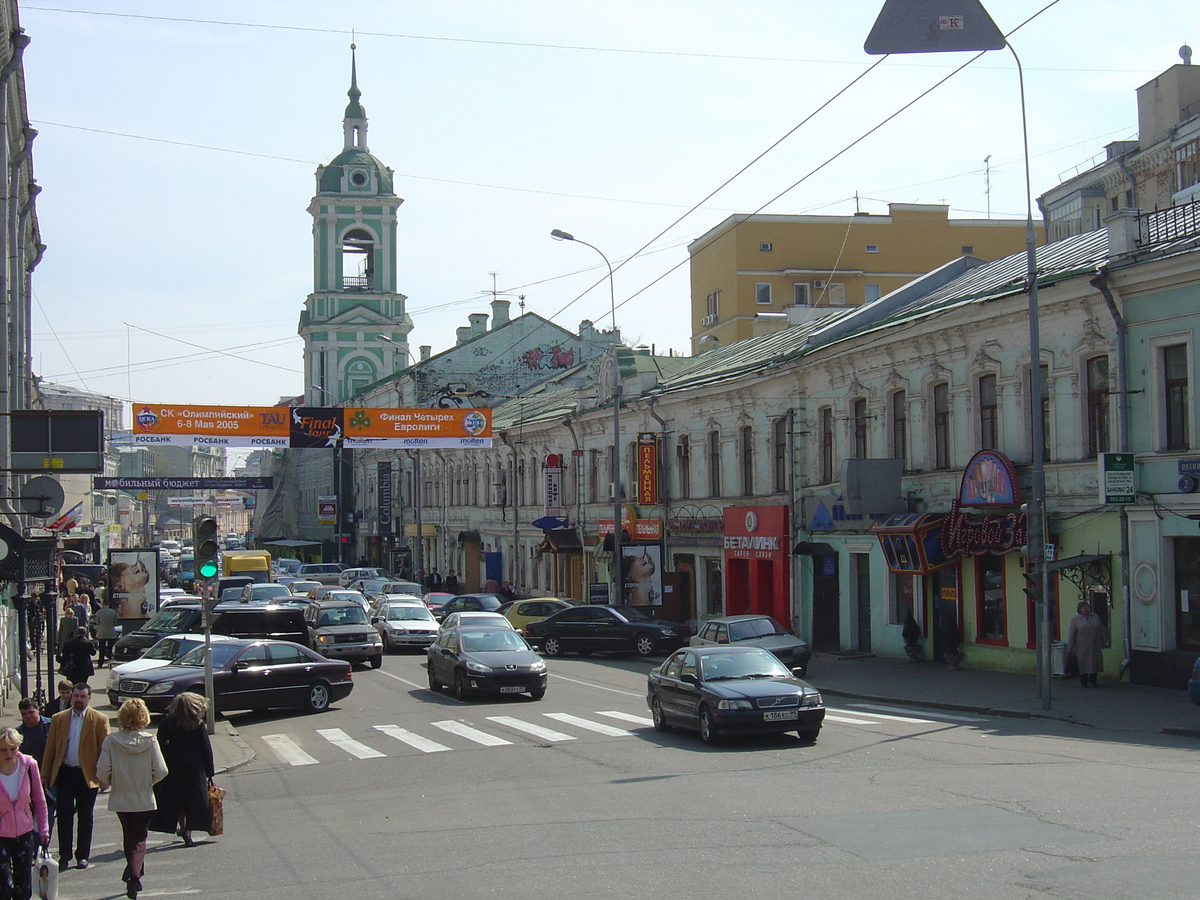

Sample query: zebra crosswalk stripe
[373,724,451,753]
[263,734,319,766]
[431,720,513,746]
[486,716,575,742]
[317,728,386,759]
[543,713,632,737]
[596,710,653,726]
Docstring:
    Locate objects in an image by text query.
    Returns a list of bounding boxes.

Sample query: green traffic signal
[197,557,219,578]
[193,515,220,582]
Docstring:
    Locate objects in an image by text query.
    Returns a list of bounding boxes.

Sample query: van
[111,602,307,661]
[221,549,271,583]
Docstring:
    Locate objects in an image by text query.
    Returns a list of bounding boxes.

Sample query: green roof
[318,149,394,195]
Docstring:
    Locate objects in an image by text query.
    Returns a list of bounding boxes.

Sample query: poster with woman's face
[107,550,159,619]
[621,544,663,607]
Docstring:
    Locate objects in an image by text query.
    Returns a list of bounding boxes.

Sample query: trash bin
[1051,640,1069,678]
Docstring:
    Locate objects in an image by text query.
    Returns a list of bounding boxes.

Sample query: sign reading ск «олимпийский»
[130,404,492,449]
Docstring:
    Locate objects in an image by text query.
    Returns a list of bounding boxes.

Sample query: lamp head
[550,228,574,242]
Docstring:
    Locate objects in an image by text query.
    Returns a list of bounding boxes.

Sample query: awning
[869,513,953,575]
[537,529,582,552]
[259,538,323,549]
[458,530,481,543]
[792,541,837,556]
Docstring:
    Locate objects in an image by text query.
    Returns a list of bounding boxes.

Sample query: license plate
[762,709,798,721]
[499,686,525,694]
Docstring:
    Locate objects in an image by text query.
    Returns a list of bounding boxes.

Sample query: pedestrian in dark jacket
[150,693,214,846]
[60,628,95,687]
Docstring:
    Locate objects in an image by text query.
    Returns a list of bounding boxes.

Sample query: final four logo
[462,411,486,435]
[135,406,158,431]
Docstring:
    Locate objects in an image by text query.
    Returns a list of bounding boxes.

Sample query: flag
[46,501,83,533]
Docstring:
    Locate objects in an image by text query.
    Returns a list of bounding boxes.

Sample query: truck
[221,549,271,584]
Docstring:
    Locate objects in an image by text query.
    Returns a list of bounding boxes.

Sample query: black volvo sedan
[647,645,825,745]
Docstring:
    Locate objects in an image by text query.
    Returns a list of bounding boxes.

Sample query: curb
[820,688,1033,720]
[213,720,255,775]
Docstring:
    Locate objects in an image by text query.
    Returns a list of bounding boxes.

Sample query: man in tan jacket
[42,682,109,869]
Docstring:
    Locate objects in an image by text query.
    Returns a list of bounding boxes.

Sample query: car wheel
[651,697,672,732]
[369,654,383,669]
[453,671,471,702]
[107,692,119,708]
[699,706,720,745]
[427,663,441,692]
[634,633,658,657]
[304,681,332,713]
[542,635,563,657]
[529,688,545,700]
[797,727,820,743]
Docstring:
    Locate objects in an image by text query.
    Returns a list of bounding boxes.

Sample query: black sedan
[433,593,505,622]
[647,646,825,745]
[427,626,547,701]
[112,639,354,714]
[524,604,689,658]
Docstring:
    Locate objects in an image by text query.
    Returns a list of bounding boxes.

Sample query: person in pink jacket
[0,725,50,900]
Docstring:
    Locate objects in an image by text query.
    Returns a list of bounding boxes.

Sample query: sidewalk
[812,651,1200,738]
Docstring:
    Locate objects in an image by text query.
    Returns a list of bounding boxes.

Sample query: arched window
[341,227,376,292]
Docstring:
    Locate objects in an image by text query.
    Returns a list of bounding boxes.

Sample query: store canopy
[792,541,837,556]
[538,530,582,552]
[869,513,952,575]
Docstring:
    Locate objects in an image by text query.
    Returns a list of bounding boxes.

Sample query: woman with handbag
[149,693,214,847]
[0,726,50,900]
[96,699,167,900]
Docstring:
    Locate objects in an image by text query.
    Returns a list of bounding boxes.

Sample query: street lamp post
[865,0,1050,707]
[551,228,622,603]
[377,335,423,583]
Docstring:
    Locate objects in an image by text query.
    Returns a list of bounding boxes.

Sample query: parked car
[238,583,294,604]
[524,605,690,658]
[500,597,582,632]
[106,634,237,706]
[373,602,439,651]
[293,562,344,585]
[690,615,812,676]
[427,626,547,701]
[112,638,354,713]
[439,611,513,634]
[305,598,384,668]
[647,645,825,745]
[1189,656,1200,706]
[434,593,504,622]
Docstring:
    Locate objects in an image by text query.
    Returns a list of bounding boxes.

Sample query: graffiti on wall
[520,344,576,371]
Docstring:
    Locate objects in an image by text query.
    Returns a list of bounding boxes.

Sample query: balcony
[341,275,374,292]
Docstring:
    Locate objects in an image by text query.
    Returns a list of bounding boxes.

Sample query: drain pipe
[647,395,671,569]
[1091,269,1132,678]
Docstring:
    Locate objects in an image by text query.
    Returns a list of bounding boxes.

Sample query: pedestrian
[150,693,214,848]
[55,609,78,660]
[444,570,459,594]
[41,681,73,719]
[16,700,54,842]
[0,725,50,900]
[59,628,95,688]
[483,576,500,593]
[93,599,120,667]
[41,682,109,870]
[1067,600,1104,687]
[96,699,167,899]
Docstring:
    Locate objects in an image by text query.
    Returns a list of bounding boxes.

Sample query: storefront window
[976,554,1006,643]
[890,572,915,626]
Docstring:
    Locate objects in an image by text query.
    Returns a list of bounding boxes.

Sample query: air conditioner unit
[608,482,625,500]
[813,280,826,289]
[701,314,717,327]
[489,485,506,507]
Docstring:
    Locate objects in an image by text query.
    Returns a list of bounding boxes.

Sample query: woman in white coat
[1067,600,1104,687]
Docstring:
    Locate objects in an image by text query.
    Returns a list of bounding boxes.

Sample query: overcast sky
[19,0,1197,412]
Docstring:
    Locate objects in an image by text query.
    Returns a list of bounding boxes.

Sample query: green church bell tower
[300,45,412,405]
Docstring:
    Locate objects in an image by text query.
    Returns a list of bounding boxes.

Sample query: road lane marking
[548,673,643,697]
[486,716,576,742]
[847,702,986,723]
[378,670,427,690]
[833,707,938,724]
[432,720,513,746]
[262,734,319,766]
[596,710,653,726]
[317,728,386,759]
[824,714,882,725]
[374,724,451,753]
[543,713,633,737]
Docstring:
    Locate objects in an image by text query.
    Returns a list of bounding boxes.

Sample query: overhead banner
[132,404,492,449]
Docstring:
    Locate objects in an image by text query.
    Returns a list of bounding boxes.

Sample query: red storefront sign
[637,433,658,505]
[722,505,790,625]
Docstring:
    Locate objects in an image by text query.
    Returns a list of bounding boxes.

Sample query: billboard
[107,549,161,620]
[621,544,663,607]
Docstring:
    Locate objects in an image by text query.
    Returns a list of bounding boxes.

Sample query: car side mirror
[232,661,247,672]
[791,667,806,679]
[681,673,699,686]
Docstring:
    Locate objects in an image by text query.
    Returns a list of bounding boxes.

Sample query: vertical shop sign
[378,462,392,534]
[637,433,659,506]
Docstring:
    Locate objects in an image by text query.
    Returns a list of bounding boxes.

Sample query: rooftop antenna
[984,154,992,219]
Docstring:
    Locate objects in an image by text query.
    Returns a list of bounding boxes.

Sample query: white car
[373,602,439,651]
[106,633,236,706]
[339,566,385,587]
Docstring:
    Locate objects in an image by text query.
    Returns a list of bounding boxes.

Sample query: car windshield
[460,630,527,653]
[318,607,369,627]
[388,607,433,621]
[728,617,788,641]
[141,608,197,634]
[144,639,191,661]
[699,652,792,681]
[176,644,242,668]
[251,586,290,599]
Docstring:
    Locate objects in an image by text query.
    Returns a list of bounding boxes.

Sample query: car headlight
[715,699,753,710]
[801,689,823,707]
[529,659,546,674]
[465,660,492,675]
[145,682,175,696]
[106,672,119,689]
[317,634,331,643]
[388,625,407,634]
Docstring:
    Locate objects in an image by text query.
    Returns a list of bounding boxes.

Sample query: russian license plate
[762,709,799,721]
[499,686,525,694]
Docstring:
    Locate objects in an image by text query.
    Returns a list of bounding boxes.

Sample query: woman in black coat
[149,693,214,846]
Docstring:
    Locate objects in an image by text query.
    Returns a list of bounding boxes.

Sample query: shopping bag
[34,846,57,900]
[206,782,226,836]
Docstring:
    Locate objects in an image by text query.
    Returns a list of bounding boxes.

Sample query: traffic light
[1022,568,1040,605]
[193,516,220,581]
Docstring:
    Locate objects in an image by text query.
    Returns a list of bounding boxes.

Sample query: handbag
[206,781,226,837]
[33,846,57,900]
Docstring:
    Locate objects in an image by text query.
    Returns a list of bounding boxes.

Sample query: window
[891,390,907,463]
[1085,356,1110,458]
[819,407,834,483]
[889,572,915,626]
[1164,343,1190,451]
[755,283,771,305]
[853,399,868,459]
[826,283,846,306]
[759,242,773,252]
[793,283,810,306]
[865,244,879,253]
[740,425,754,496]
[978,374,997,449]
[708,430,721,496]
[588,450,599,504]
[1031,363,1051,462]
[864,283,881,303]
[772,418,788,493]
[1176,140,1199,193]
[976,554,1006,643]
[933,382,950,469]
[677,435,691,499]
[705,292,719,319]
[961,245,974,254]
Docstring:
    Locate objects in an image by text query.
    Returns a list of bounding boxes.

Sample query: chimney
[1104,208,1140,256]
[491,299,511,328]
[469,313,488,336]
[420,345,432,362]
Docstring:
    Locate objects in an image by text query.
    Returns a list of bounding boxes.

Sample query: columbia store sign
[131,404,491,449]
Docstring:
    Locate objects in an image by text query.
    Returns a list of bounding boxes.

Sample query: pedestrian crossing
[255,703,983,766]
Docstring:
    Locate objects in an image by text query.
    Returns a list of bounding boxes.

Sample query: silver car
[690,615,812,676]
[373,602,439,651]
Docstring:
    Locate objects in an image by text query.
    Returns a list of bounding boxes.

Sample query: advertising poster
[621,544,663,607]
[106,549,160,620]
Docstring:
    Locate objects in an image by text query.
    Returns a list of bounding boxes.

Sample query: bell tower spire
[343,42,368,152]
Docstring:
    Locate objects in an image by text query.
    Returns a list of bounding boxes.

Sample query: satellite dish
[20,476,64,519]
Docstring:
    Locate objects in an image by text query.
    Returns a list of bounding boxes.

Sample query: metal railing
[1138,200,1200,247]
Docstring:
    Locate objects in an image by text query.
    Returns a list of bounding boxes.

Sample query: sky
[18,0,1199,414]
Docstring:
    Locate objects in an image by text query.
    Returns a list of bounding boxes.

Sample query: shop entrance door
[811,554,840,651]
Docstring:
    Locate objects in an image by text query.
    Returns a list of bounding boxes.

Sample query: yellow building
[689,203,1040,351]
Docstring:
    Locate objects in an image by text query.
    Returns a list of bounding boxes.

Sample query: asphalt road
[55,649,1200,900]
